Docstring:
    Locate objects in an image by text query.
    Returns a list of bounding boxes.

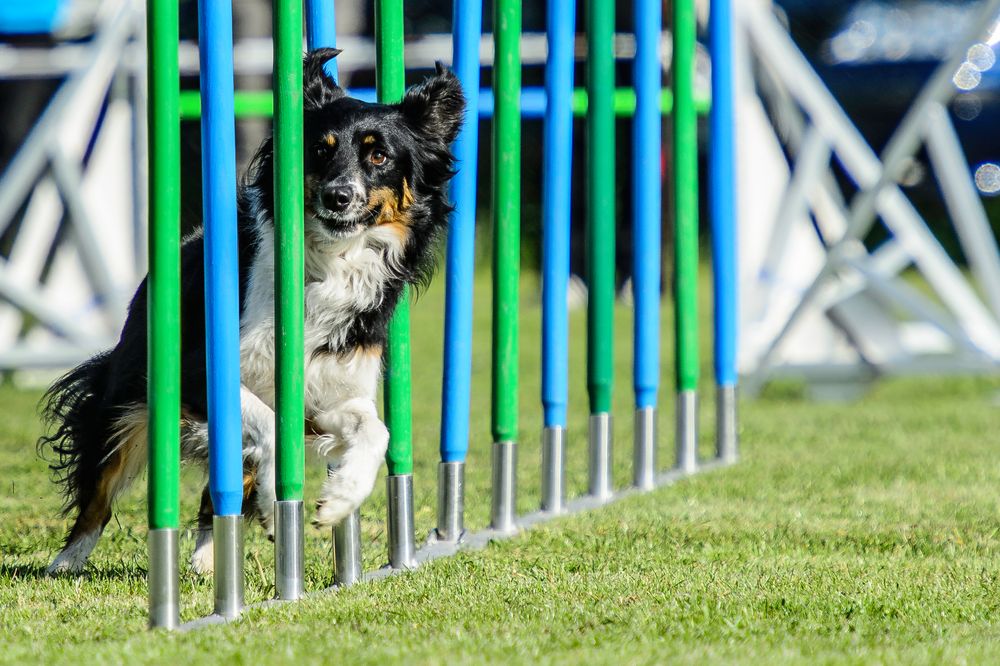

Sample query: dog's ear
[399,62,466,145]
[304,48,345,111]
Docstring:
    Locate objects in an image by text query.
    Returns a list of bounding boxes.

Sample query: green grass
[2,269,1000,664]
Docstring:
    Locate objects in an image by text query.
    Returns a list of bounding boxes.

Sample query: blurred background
[0,0,997,396]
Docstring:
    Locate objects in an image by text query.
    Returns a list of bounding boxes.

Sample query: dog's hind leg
[240,387,275,536]
[47,407,148,575]
[312,398,388,528]
[188,393,270,574]
[190,485,214,575]
[189,464,264,574]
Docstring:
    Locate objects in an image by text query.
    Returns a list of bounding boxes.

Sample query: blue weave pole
[197,0,242,519]
[439,0,481,466]
[631,0,662,488]
[306,0,339,81]
[632,0,661,414]
[541,0,574,430]
[539,0,574,512]
[709,0,739,460]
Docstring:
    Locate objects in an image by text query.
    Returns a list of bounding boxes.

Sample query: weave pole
[586,0,615,501]
[376,0,418,568]
[490,0,521,534]
[673,0,700,474]
[273,0,306,601]
[146,0,180,631]
[709,0,739,463]
[306,0,337,77]
[197,0,244,618]
[540,0,574,514]
[437,0,482,543]
[303,0,362,587]
[632,0,661,490]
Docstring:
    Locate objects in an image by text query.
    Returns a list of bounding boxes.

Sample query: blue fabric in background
[0,0,67,35]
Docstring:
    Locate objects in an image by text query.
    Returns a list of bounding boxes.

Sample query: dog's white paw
[190,532,214,575]
[313,496,353,529]
[45,554,85,576]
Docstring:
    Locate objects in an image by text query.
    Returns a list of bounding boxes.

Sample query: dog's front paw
[313,496,353,529]
[313,434,345,459]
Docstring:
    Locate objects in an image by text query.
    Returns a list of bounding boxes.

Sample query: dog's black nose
[322,185,356,213]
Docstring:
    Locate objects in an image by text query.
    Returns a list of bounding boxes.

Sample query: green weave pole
[673,0,700,392]
[491,0,521,444]
[146,0,180,531]
[376,0,413,476]
[586,0,615,415]
[273,0,305,501]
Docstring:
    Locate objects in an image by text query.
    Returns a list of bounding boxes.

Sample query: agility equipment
[737,0,1000,395]
[146,0,180,631]
[273,0,307,602]
[709,0,739,461]
[143,0,740,630]
[540,0,574,512]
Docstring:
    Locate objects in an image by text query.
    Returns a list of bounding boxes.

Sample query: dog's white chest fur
[238,223,398,416]
[234,220,399,529]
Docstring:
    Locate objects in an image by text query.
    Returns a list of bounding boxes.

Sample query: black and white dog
[39,48,464,574]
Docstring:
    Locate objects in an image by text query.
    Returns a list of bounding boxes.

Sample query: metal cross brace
[742,0,1000,392]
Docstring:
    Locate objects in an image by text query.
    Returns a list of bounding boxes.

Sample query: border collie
[39,48,465,575]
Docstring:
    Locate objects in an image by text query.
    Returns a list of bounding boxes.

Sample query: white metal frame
[739,0,1000,394]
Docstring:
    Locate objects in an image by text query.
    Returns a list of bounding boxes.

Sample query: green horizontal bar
[572,87,711,116]
[177,88,711,120]
[178,90,272,119]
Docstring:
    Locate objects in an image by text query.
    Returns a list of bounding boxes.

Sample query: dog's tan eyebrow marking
[362,134,376,145]
[323,133,336,147]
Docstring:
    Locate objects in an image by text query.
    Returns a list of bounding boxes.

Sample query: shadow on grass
[0,560,149,585]
[0,561,51,582]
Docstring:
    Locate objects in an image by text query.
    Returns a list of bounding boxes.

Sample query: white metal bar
[923,102,1000,320]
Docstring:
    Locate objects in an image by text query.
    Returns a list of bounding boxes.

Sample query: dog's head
[243,49,464,287]
[243,49,464,249]
[301,50,464,244]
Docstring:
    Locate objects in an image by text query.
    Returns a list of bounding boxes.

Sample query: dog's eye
[370,150,388,166]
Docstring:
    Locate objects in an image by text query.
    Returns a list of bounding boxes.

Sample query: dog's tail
[37,351,115,517]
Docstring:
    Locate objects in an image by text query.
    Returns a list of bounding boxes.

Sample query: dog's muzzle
[321,184,359,214]
[315,183,366,236]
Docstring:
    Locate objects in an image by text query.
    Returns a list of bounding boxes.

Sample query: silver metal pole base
[541,426,565,513]
[716,385,739,463]
[435,461,465,543]
[588,413,613,500]
[633,406,657,490]
[490,440,517,533]
[676,390,698,474]
[333,509,362,586]
[386,474,417,569]
[213,514,244,619]
[274,499,304,601]
[148,527,179,630]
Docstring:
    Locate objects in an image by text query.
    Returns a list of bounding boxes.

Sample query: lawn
[2,268,1000,665]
